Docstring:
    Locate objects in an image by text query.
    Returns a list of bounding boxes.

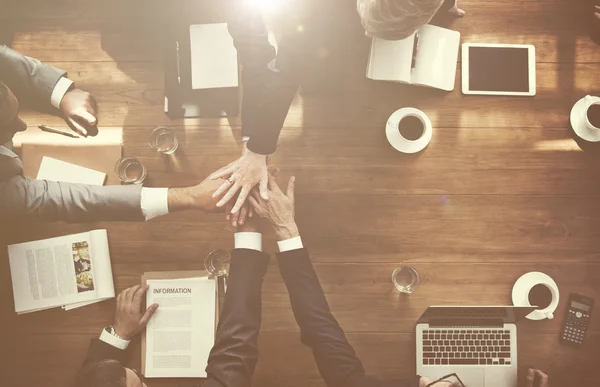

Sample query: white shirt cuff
[234,232,262,251]
[242,136,250,142]
[278,236,303,252]
[50,77,74,109]
[141,187,170,221]
[99,328,130,350]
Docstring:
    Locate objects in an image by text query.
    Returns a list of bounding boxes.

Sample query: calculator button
[576,312,583,318]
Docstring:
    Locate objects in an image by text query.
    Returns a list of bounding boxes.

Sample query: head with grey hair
[357,0,445,40]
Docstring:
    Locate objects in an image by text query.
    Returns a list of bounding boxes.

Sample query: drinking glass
[392,266,420,293]
[149,126,178,154]
[205,250,231,277]
[115,157,147,184]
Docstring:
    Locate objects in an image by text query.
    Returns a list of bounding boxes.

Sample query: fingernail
[226,215,230,220]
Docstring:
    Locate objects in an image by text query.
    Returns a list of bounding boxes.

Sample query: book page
[366,34,415,83]
[410,25,460,91]
[37,156,106,185]
[63,230,115,310]
[145,278,216,378]
[190,23,239,90]
[8,231,102,313]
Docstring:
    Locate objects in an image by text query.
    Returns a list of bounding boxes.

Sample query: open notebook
[366,24,460,91]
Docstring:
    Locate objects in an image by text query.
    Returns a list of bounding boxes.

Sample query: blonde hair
[357,0,445,40]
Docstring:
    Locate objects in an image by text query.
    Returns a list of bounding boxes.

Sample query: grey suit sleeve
[0,174,145,222]
[0,45,66,107]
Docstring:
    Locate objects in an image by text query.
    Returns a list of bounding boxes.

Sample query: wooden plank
[13,60,600,130]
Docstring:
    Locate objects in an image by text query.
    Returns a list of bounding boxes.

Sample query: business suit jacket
[228,0,456,156]
[0,45,144,222]
[73,248,270,387]
[278,248,420,387]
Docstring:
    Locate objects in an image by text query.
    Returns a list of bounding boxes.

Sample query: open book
[8,230,115,314]
[366,24,460,91]
[143,273,218,378]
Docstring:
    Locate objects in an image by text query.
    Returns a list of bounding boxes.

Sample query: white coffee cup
[524,281,559,320]
[583,95,600,131]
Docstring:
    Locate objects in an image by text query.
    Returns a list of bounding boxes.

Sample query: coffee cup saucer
[512,272,558,320]
[571,95,600,142]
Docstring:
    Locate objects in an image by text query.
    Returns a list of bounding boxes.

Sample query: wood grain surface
[1,0,599,386]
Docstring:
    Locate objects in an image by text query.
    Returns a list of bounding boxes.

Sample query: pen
[38,125,79,138]
[411,32,420,71]
[176,40,182,84]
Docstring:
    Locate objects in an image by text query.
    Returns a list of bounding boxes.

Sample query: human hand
[595,5,600,20]
[113,285,158,340]
[226,200,253,227]
[248,174,298,240]
[210,148,269,214]
[59,88,98,137]
[524,369,549,387]
[448,0,465,17]
[167,177,229,212]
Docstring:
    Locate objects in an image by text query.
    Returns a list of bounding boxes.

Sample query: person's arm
[73,286,158,384]
[0,45,98,136]
[0,155,230,222]
[249,175,419,387]
[228,1,309,155]
[204,228,269,387]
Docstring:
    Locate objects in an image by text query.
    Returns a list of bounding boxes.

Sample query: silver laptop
[416,306,535,387]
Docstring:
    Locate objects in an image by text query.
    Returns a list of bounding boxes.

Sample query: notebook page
[410,25,460,91]
[366,33,415,83]
[190,23,239,90]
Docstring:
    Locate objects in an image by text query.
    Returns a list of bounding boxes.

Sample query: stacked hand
[59,88,98,137]
[113,285,158,340]
[210,148,269,218]
[248,173,298,240]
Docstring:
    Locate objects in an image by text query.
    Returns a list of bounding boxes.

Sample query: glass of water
[205,250,231,277]
[392,266,420,294]
[115,157,147,184]
[149,126,178,154]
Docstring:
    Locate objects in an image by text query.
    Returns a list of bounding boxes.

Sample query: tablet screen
[468,47,530,92]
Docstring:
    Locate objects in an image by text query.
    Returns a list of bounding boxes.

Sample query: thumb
[140,303,159,326]
[525,368,534,387]
[259,174,269,200]
[287,176,295,202]
[77,110,98,126]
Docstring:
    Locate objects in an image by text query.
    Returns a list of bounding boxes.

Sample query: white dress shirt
[50,77,74,109]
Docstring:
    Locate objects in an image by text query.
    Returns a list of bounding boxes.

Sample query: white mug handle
[585,95,596,110]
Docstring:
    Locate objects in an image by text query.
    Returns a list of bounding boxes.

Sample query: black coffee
[587,104,600,127]
[398,115,424,141]
[528,284,552,309]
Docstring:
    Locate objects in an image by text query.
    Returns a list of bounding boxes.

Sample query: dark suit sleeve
[0,45,66,108]
[277,248,420,387]
[228,1,311,155]
[204,248,270,387]
[81,338,127,366]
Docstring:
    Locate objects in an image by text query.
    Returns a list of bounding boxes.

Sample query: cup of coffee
[398,114,426,141]
[584,95,600,131]
[525,282,559,319]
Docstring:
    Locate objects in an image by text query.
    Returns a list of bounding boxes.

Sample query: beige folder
[16,127,123,185]
[141,270,220,375]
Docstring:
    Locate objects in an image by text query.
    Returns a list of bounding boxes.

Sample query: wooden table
[1,0,599,386]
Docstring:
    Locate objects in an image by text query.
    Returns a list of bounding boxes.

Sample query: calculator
[561,293,594,345]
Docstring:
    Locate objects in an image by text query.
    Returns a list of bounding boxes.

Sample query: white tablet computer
[461,43,536,96]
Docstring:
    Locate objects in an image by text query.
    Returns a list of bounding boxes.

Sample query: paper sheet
[190,23,239,90]
[37,156,106,185]
[144,277,216,378]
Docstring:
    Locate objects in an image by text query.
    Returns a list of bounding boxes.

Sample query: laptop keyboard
[421,329,513,366]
